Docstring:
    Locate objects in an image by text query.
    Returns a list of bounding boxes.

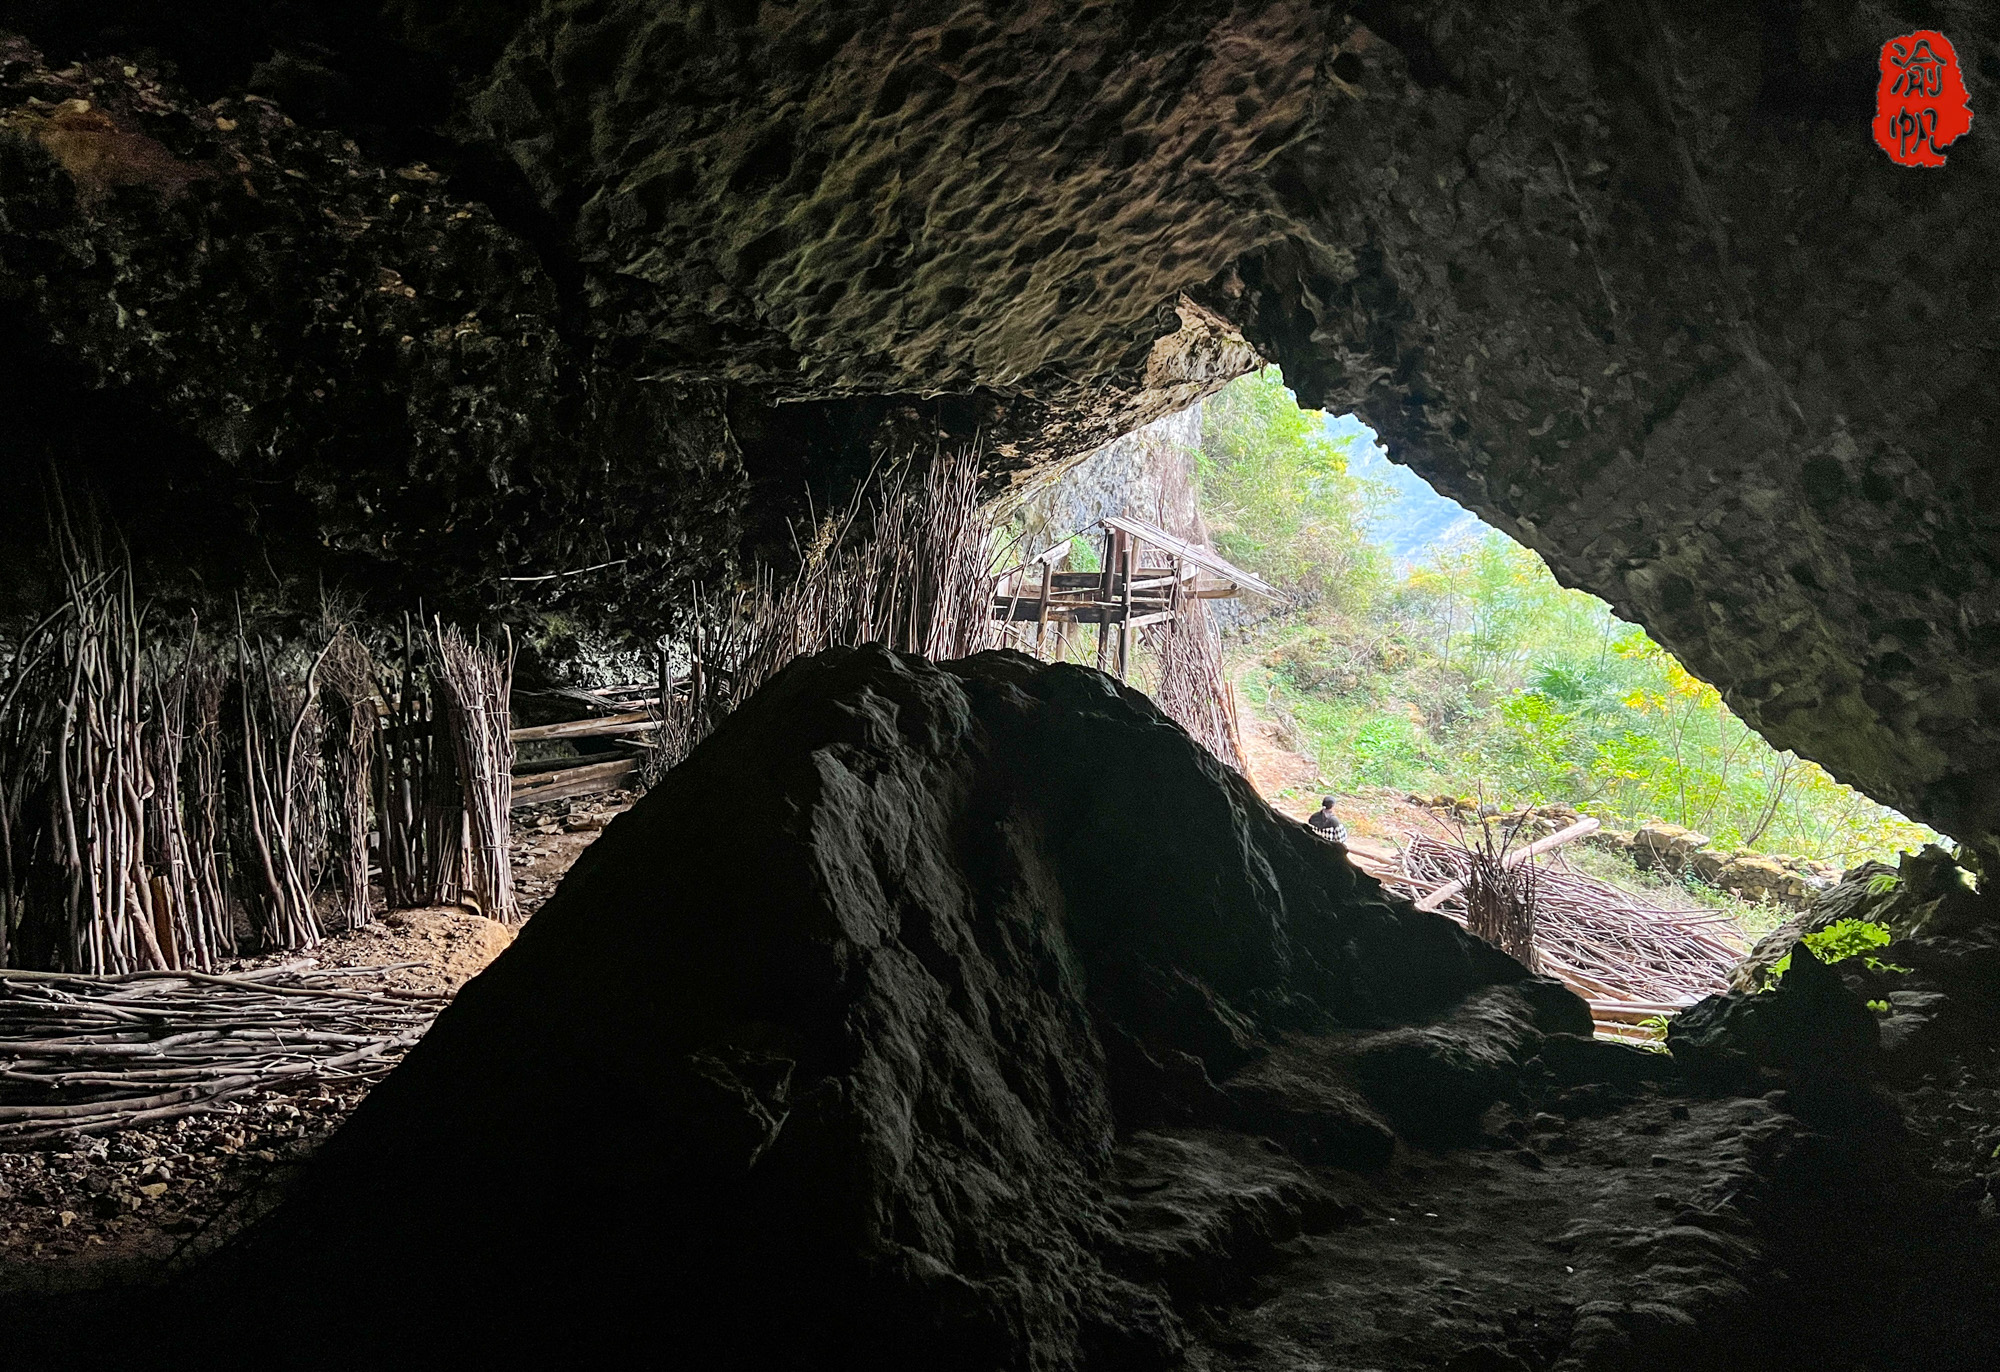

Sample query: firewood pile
[1,533,523,973]
[431,625,517,925]
[1394,831,1747,1029]
[0,964,442,1149]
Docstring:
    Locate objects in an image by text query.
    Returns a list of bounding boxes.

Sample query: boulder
[1729,861,1898,992]
[1669,942,1879,1092]
[205,647,1582,1369]
[1632,824,1711,875]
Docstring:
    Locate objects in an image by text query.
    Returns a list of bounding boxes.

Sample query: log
[1585,997,1698,1022]
[510,711,656,743]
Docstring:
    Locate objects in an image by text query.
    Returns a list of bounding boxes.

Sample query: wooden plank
[510,757,637,807]
[514,753,614,778]
[511,711,655,743]
[511,756,636,791]
[1099,514,1281,600]
[1587,999,1697,1024]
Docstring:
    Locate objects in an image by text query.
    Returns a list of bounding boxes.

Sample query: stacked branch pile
[1,546,525,974]
[1391,830,1746,1025]
[0,965,442,1147]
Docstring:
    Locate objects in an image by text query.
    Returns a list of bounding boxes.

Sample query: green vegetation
[1199,368,1388,609]
[1634,1014,1673,1051]
[1202,368,1939,868]
[1766,918,1908,982]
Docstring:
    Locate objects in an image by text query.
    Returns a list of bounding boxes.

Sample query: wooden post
[1034,562,1052,657]
[1000,567,1025,647]
[1093,527,1114,673]
[1117,539,1135,680]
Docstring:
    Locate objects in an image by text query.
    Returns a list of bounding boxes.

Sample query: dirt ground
[0,792,631,1293]
[1238,712,1321,817]
[509,790,635,914]
[1235,705,1469,871]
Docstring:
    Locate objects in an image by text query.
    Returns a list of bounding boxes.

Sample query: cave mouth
[2,6,1998,1369]
[1026,368,1939,871]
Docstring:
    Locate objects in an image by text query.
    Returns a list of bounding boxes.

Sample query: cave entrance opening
[1185,367,1937,879]
[1003,365,1943,1033]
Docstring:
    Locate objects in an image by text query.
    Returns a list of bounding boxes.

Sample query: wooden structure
[991,515,1279,679]
[508,682,659,809]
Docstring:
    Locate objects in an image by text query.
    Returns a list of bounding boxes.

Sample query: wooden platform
[992,514,1279,679]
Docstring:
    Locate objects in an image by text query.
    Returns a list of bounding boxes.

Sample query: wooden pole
[1117,539,1135,680]
[1034,561,1051,656]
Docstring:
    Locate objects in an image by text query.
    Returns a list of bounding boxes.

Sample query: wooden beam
[1097,514,1281,600]
[510,757,638,807]
[511,711,656,742]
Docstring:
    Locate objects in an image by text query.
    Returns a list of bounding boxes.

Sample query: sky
[1324,413,1489,566]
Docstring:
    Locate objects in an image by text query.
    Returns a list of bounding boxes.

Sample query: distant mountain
[1327,414,1488,566]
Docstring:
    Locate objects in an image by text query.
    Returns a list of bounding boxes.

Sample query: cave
[1,4,1997,1369]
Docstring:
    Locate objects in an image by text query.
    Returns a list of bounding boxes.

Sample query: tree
[1197,368,1389,610]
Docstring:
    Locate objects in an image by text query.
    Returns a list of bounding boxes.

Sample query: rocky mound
[197,646,1585,1368]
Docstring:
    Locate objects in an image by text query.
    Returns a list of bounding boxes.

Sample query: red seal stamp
[1873,31,1973,167]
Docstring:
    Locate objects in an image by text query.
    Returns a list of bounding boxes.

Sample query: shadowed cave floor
[1120,1087,1780,1371]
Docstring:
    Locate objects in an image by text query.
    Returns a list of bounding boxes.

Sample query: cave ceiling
[0,1,1995,850]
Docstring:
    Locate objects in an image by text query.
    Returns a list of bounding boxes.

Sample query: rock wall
[1211,4,2000,856]
[2,5,1995,846]
[1002,404,1207,559]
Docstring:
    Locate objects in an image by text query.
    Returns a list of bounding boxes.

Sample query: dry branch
[233,630,329,954]
[0,966,440,1147]
[1395,829,1743,1007]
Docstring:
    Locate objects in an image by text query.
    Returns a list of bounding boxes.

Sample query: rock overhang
[0,1,1994,851]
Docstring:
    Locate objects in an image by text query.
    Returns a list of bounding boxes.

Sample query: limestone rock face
[3,6,1998,846]
[215,646,1577,1368]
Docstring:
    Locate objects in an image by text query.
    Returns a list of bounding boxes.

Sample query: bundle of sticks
[649,447,997,773]
[430,624,517,925]
[0,549,243,974]
[374,617,463,911]
[1395,831,1747,1013]
[0,964,443,1149]
[1141,592,1244,772]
